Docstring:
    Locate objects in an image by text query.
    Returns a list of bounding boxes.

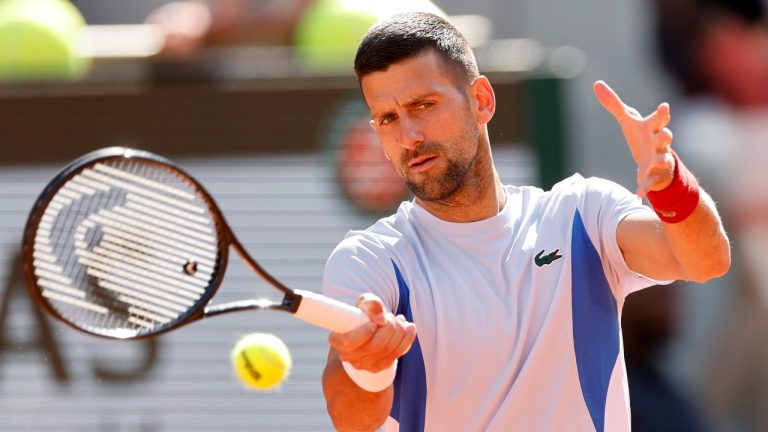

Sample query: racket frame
[22,147,303,340]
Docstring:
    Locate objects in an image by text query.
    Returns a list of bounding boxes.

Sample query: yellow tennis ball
[0,0,90,80]
[231,333,292,390]
[294,0,445,72]
[294,0,378,72]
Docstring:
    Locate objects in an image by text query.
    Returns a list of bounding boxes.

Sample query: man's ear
[470,76,495,125]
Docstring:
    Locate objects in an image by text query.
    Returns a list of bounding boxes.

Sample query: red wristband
[646,151,700,223]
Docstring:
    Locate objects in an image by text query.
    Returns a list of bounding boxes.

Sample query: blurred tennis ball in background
[294,0,377,72]
[0,0,90,80]
[294,0,445,72]
[231,333,292,390]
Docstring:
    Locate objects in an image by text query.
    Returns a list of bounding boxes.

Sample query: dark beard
[398,103,481,202]
[405,155,472,201]
[400,126,480,202]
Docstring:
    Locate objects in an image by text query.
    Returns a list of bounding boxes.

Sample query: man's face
[360,50,481,202]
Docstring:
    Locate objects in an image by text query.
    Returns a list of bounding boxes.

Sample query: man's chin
[407,180,457,202]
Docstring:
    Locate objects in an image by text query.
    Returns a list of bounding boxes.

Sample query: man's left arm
[594,81,731,283]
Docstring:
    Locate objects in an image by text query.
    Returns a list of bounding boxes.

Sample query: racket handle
[293,289,369,333]
[294,289,397,392]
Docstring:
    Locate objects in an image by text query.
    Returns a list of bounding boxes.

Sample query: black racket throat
[206,228,301,317]
[227,231,294,296]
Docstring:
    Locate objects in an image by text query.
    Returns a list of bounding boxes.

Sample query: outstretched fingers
[649,102,671,133]
[593,80,637,121]
[657,127,673,149]
[594,80,677,195]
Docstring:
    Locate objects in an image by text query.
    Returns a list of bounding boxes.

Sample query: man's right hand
[328,293,417,373]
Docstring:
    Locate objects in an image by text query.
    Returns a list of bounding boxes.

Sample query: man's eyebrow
[404,92,439,107]
[372,93,440,119]
[371,108,394,121]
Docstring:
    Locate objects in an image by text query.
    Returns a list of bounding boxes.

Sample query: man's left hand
[593,80,675,197]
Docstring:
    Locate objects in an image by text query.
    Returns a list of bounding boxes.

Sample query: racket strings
[32,159,221,338]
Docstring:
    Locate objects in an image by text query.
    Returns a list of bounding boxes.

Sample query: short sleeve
[322,231,399,313]
[578,177,669,299]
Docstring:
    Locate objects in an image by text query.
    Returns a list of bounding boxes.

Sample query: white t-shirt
[322,174,662,432]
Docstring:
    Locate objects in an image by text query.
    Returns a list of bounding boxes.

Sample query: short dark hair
[354,12,479,85]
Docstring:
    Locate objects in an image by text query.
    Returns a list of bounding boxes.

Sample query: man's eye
[417,102,433,109]
[380,115,396,125]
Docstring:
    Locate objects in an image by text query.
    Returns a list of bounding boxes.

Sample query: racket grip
[293,289,369,333]
[294,289,398,392]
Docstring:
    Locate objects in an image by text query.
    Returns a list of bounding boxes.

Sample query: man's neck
[415,174,507,223]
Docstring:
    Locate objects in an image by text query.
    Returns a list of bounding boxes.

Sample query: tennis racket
[21,147,368,339]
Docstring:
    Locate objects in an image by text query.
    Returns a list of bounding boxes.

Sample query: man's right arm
[323,348,394,431]
[322,294,416,431]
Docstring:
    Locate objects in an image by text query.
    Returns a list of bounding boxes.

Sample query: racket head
[22,147,229,339]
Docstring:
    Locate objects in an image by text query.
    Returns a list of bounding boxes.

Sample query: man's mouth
[408,155,437,171]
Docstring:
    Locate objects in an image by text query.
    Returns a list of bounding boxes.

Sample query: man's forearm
[661,190,731,282]
[620,187,730,282]
[323,349,393,432]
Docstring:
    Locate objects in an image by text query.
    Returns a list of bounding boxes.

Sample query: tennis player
[321,12,730,432]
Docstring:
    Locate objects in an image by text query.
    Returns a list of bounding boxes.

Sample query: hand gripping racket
[21,147,368,339]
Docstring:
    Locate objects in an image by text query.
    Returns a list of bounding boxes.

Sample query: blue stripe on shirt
[571,210,620,432]
[390,261,427,432]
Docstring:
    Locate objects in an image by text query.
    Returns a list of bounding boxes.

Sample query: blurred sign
[325,97,409,214]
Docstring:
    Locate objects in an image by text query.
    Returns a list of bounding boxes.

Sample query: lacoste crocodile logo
[534,249,563,267]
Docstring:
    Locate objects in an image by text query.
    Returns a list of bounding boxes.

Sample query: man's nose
[399,116,424,150]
